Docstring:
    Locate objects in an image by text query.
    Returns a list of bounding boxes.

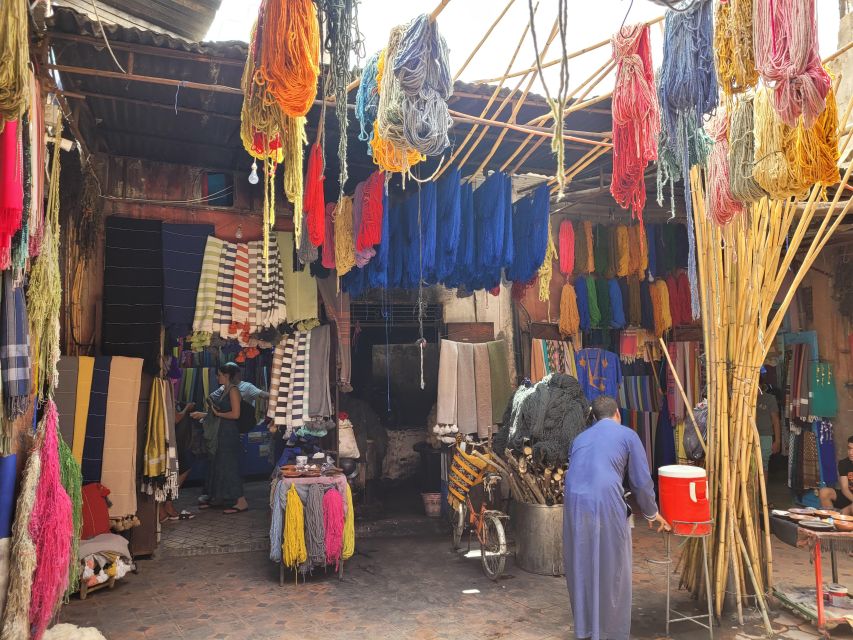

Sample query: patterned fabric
[530,339,577,383]
[230,243,250,339]
[802,429,820,490]
[666,342,701,422]
[161,223,214,341]
[618,376,658,412]
[816,420,837,487]
[289,332,309,430]
[1,271,29,417]
[191,236,224,342]
[575,348,622,401]
[212,240,237,339]
[247,240,261,334]
[81,357,111,484]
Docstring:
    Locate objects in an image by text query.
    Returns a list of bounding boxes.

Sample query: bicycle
[448,442,510,581]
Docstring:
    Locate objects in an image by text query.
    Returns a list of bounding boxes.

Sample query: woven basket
[447,444,491,510]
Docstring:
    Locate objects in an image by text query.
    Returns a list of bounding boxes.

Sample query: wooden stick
[453,0,518,81]
[471,14,665,84]
[658,338,706,454]
[449,111,613,147]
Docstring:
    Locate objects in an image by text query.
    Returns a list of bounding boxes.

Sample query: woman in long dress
[207,363,248,514]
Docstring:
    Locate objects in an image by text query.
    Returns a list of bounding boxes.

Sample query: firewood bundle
[474,443,565,506]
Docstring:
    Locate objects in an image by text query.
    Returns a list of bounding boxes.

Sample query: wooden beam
[64,90,242,121]
[98,126,241,157]
[48,32,246,67]
[447,110,612,148]
[47,64,243,95]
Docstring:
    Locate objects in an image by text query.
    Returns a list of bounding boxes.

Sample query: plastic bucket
[658,465,711,536]
[421,492,442,518]
[828,584,848,608]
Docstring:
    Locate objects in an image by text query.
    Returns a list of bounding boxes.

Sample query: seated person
[819,435,853,515]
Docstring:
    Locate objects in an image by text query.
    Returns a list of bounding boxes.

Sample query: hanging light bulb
[236,224,243,240]
[248,161,259,185]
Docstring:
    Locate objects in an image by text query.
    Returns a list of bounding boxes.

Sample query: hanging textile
[575,278,590,331]
[316,275,352,390]
[277,231,318,323]
[81,356,111,484]
[809,362,837,418]
[212,240,237,340]
[230,243,251,340]
[585,277,601,329]
[507,184,549,285]
[0,454,15,619]
[666,342,701,422]
[142,378,179,502]
[334,196,356,277]
[531,339,578,384]
[352,182,375,268]
[191,236,224,349]
[594,226,611,276]
[55,357,78,446]
[307,324,332,424]
[72,356,94,464]
[101,356,143,519]
[161,223,214,341]
[473,343,493,438]
[255,234,288,331]
[0,121,23,266]
[487,341,513,424]
[456,343,477,434]
[816,420,837,487]
[595,278,612,329]
[640,279,654,331]
[653,397,677,473]
[436,340,458,425]
[575,348,622,401]
[366,191,391,290]
[419,180,438,282]
[1,270,29,419]
[474,172,512,271]
[102,217,163,373]
[613,226,630,277]
[627,275,641,326]
[650,279,672,337]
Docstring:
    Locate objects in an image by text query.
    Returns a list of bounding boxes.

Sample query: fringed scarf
[1,270,29,419]
[434,167,461,283]
[558,220,574,276]
[28,401,73,640]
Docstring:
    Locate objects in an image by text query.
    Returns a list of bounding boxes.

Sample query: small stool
[650,519,714,639]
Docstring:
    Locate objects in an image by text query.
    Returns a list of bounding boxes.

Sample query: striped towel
[288,331,309,431]
[191,236,224,345]
[267,339,286,420]
[273,335,296,429]
[270,235,288,327]
[230,243,250,341]
[213,241,237,339]
[247,240,261,335]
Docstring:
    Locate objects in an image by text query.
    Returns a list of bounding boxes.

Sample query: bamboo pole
[448,111,612,147]
[453,0,517,81]
[658,337,706,454]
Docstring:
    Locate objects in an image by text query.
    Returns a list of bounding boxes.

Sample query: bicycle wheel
[451,503,466,550]
[480,513,506,580]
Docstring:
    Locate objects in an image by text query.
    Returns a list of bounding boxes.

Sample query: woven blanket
[192,236,224,340]
[55,356,78,446]
[254,235,287,330]
[270,334,296,426]
[81,357,111,484]
[161,223,214,341]
[267,338,286,421]
[247,240,260,333]
[308,324,332,418]
[1,271,29,417]
[72,356,94,464]
[487,341,513,424]
[436,340,458,425]
[101,356,143,517]
[456,343,477,434]
[473,343,492,437]
[289,332,309,431]
[102,217,162,374]
[277,232,318,322]
[317,275,352,388]
[212,240,236,339]
[230,243,250,338]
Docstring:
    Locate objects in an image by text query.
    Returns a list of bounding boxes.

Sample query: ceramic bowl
[834,519,853,532]
[816,509,840,518]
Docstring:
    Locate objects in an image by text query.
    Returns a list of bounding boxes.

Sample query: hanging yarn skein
[282,483,307,568]
[558,220,574,276]
[656,0,716,320]
[714,0,758,95]
[559,282,580,337]
[320,0,363,191]
[706,110,745,226]
[786,72,840,189]
[356,51,381,153]
[392,14,453,156]
[305,142,326,247]
[374,44,425,175]
[752,87,803,199]
[0,0,30,129]
[334,196,356,277]
[610,24,660,222]
[728,96,768,203]
[754,0,830,128]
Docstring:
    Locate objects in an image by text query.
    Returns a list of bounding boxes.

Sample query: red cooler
[658,465,711,536]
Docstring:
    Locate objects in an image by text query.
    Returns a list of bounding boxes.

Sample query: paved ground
[55,478,853,639]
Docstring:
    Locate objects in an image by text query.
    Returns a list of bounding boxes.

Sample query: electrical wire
[89,0,127,74]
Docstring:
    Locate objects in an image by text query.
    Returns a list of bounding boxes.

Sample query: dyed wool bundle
[614,225,630,277]
[559,283,580,337]
[1,439,40,640]
[754,0,829,127]
[474,172,512,270]
[342,484,355,560]
[1,271,29,420]
[558,220,574,276]
[319,0,361,190]
[706,111,745,225]
[610,24,660,221]
[585,277,602,328]
[402,194,421,290]
[305,483,326,568]
[645,223,658,277]
[538,228,557,303]
[715,0,759,95]
[282,483,307,568]
[656,0,716,321]
[356,52,381,153]
[573,221,592,275]
[753,87,802,198]
[392,14,453,156]
[304,143,326,247]
[366,192,390,289]
[728,96,768,203]
[786,76,839,188]
[574,279,590,330]
[323,487,344,567]
[419,181,438,282]
[29,401,73,640]
[351,182,375,268]
[357,170,384,252]
[0,0,30,127]
[507,185,550,285]
[594,226,611,276]
[434,168,461,283]
[595,277,612,328]
[58,437,82,602]
[627,274,642,326]
[650,280,673,337]
[609,279,626,328]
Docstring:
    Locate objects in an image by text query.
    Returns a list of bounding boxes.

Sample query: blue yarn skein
[355,51,381,153]
[434,168,461,283]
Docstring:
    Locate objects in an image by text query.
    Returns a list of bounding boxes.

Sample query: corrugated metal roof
[52,0,224,42]
[46,6,614,199]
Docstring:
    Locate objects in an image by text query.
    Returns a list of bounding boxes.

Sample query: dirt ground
[56,483,853,640]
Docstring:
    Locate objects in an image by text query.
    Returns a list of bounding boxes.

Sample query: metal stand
[652,520,714,639]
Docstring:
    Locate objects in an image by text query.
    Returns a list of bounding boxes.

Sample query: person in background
[563,395,670,640]
[756,370,781,471]
[201,363,249,514]
[191,362,269,510]
[159,401,196,523]
[819,435,853,515]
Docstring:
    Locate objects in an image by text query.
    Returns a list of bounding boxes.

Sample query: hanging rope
[715,0,758,95]
[610,24,660,222]
[706,110,745,226]
[392,14,454,156]
[754,0,830,128]
[0,0,30,129]
[558,219,574,276]
[786,71,840,188]
[656,0,716,320]
[320,0,363,191]
[728,95,768,203]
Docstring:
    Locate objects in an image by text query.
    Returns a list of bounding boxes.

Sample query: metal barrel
[510,501,564,576]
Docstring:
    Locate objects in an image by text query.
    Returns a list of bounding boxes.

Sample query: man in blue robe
[563,395,670,640]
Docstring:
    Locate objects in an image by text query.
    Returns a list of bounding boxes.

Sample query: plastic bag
[683,400,708,461]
